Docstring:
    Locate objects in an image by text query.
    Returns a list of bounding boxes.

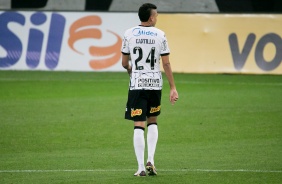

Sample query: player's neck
[140,22,153,27]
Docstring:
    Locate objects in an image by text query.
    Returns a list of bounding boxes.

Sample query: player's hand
[170,88,178,105]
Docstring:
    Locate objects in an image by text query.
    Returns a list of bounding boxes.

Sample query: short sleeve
[121,31,130,55]
[160,34,170,56]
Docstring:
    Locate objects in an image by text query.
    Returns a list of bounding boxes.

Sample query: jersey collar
[139,25,153,27]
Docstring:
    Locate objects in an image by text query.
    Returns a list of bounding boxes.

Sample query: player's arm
[122,54,132,75]
[161,55,178,105]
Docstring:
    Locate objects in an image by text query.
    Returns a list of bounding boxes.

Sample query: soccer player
[121,3,179,177]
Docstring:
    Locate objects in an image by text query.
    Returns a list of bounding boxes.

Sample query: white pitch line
[0,169,281,173]
[176,169,282,173]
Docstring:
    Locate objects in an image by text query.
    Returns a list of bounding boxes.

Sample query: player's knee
[147,116,157,124]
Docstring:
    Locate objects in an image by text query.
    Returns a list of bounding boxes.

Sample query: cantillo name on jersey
[121,25,170,90]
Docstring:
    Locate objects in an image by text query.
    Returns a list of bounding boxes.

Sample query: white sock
[147,123,158,165]
[134,127,145,172]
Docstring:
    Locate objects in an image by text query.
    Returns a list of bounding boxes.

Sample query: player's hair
[138,3,157,22]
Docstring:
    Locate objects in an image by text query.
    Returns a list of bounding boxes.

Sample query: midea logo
[132,28,157,37]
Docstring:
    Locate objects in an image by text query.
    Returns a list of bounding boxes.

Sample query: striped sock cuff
[147,122,157,127]
[134,126,145,131]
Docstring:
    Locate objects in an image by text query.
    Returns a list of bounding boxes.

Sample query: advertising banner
[158,14,282,74]
[0,11,138,71]
[0,11,281,74]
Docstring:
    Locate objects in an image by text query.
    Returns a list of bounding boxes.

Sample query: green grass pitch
[0,71,281,183]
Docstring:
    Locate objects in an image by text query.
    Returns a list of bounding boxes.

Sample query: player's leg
[147,116,158,165]
[146,117,158,175]
[133,121,146,176]
[145,90,161,176]
[125,90,147,176]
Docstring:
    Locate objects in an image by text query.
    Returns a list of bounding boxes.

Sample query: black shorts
[125,90,162,121]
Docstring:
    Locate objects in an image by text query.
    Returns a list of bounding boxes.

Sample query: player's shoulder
[152,27,165,34]
[124,26,140,36]
[150,27,166,38]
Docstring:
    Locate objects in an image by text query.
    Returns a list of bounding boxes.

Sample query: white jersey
[121,25,170,90]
